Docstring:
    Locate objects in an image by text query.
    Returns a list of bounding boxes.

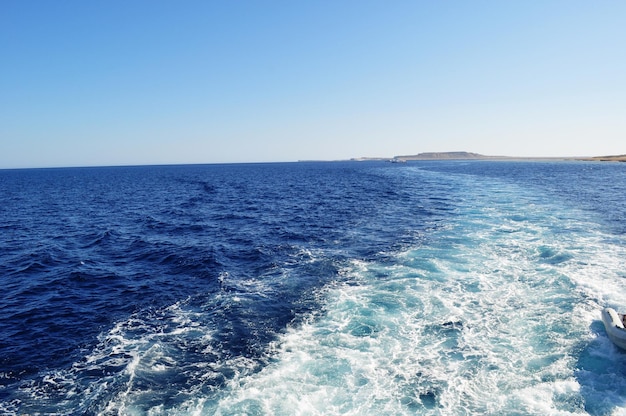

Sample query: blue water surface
[1,160,625,415]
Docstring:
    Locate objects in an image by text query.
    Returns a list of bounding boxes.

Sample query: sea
[1,160,625,415]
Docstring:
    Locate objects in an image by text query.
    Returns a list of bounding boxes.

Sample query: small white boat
[601,307,626,350]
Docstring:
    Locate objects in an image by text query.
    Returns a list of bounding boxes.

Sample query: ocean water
[1,160,625,415]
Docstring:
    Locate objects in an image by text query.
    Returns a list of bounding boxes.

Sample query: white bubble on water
[183,169,626,416]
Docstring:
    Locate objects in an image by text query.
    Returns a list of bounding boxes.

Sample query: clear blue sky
[1,1,625,168]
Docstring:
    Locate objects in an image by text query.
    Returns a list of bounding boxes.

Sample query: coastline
[350,152,626,163]
[576,155,626,162]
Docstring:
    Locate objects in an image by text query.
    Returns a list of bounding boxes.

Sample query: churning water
[1,161,625,415]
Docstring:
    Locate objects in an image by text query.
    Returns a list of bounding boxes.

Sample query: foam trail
[178,169,626,416]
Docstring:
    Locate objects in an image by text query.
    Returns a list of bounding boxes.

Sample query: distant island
[350,151,626,162]
[392,151,495,160]
[350,151,496,162]
[577,154,626,162]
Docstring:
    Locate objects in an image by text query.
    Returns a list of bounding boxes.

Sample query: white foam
[174,170,626,415]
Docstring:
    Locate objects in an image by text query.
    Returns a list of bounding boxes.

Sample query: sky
[1,1,625,168]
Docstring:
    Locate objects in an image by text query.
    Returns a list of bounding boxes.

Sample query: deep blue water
[1,160,625,415]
